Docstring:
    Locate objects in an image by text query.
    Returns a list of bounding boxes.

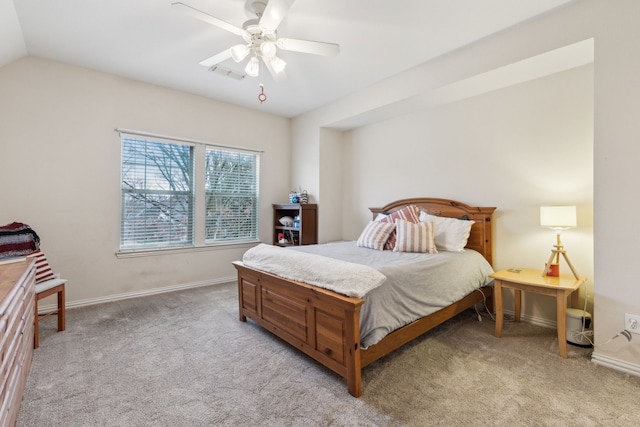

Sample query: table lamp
[540,206,580,279]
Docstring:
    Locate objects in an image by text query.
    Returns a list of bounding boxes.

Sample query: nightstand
[489,268,587,358]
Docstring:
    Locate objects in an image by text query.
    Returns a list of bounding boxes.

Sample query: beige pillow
[377,205,420,250]
[393,219,437,253]
[356,221,396,251]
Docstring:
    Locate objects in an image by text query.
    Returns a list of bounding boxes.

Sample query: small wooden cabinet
[0,258,36,426]
[273,203,317,246]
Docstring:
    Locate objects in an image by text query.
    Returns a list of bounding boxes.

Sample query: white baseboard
[38,276,236,313]
[502,310,557,329]
[504,311,640,378]
[591,352,640,377]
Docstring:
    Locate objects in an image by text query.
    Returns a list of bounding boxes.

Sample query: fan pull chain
[258,83,267,104]
[257,64,267,104]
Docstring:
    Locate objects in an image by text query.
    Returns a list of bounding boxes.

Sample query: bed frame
[233,198,496,397]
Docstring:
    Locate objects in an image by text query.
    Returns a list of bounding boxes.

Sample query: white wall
[292,0,592,227]
[343,65,593,323]
[0,57,290,306]
[318,128,343,242]
[591,0,640,373]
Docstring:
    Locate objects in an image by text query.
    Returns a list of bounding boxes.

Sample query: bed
[232,198,496,397]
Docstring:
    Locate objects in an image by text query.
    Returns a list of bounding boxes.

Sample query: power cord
[568,290,633,348]
[473,287,496,322]
[472,286,633,349]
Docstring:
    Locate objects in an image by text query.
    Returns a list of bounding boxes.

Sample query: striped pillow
[26,249,56,283]
[393,219,437,253]
[356,221,396,251]
[378,205,421,250]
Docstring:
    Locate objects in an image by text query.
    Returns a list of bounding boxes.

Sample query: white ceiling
[1,0,575,118]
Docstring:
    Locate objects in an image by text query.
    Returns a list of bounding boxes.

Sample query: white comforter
[290,241,495,348]
[242,243,386,298]
[242,241,494,348]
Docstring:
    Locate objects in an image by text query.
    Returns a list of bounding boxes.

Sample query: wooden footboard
[233,260,493,397]
[233,261,366,397]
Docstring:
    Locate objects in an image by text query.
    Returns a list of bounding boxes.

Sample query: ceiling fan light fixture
[176,0,340,83]
[269,56,286,74]
[260,41,277,58]
[230,44,250,62]
[245,56,261,77]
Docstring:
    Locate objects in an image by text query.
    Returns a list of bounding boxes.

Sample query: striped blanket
[0,222,40,259]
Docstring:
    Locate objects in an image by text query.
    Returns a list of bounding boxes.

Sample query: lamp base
[546,263,560,276]
[543,245,580,279]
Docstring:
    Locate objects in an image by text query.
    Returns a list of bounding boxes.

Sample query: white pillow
[393,219,437,254]
[356,221,396,251]
[374,213,388,222]
[419,211,474,252]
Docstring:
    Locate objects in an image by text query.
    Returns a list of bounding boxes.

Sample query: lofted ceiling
[1,0,575,118]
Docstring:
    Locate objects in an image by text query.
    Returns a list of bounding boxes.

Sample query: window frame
[117,130,261,257]
[204,147,260,245]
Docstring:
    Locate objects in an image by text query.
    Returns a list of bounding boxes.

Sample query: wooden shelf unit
[272,203,317,246]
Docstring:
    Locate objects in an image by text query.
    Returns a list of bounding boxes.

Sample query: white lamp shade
[245,56,260,77]
[269,56,286,74]
[540,206,577,228]
[260,41,277,58]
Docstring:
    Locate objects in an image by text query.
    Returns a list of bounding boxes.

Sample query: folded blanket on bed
[242,244,386,298]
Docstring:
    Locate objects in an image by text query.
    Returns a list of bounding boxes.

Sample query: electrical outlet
[625,313,640,334]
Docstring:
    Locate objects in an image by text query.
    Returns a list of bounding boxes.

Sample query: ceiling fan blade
[199,48,233,67]
[259,0,296,32]
[172,2,248,37]
[277,38,340,56]
[263,58,288,82]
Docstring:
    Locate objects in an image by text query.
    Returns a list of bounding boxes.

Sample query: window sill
[115,240,260,259]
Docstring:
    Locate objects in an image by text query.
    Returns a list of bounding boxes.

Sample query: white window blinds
[119,130,260,251]
[120,136,194,250]
[205,148,260,243]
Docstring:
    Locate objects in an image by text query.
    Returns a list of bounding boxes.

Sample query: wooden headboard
[370,197,496,266]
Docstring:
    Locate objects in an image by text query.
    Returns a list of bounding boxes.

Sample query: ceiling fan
[172,0,340,82]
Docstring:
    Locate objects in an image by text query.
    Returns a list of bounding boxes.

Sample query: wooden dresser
[0,259,35,426]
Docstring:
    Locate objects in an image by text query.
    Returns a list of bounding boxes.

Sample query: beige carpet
[18,282,640,426]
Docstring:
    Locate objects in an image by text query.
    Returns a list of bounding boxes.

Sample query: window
[205,148,260,243]
[120,132,260,252]
[120,137,194,250]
